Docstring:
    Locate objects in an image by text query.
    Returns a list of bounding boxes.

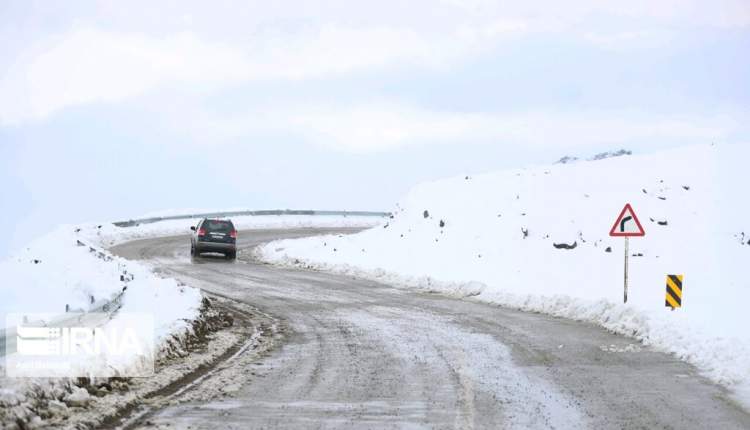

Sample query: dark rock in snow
[553,241,577,250]
[423,210,429,219]
[605,247,612,253]
[631,253,644,257]
[521,228,529,238]
[657,220,668,226]
[439,220,445,228]
[658,196,667,200]
[642,189,648,194]
[682,185,690,191]
[555,155,579,164]
[588,149,632,161]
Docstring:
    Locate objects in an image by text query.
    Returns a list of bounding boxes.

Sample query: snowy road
[111,228,750,429]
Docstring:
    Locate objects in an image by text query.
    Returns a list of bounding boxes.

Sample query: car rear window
[204,220,234,232]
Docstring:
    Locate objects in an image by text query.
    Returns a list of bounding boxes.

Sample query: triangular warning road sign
[609,203,645,237]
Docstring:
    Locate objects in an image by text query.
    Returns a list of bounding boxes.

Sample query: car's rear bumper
[195,241,236,253]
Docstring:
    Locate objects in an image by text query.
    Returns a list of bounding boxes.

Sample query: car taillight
[198,228,206,236]
[230,230,237,239]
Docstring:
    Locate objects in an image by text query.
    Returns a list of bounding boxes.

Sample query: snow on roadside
[256,143,750,409]
[0,212,384,427]
[0,222,203,427]
[0,225,202,333]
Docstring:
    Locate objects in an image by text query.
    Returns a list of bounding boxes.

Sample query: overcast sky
[1,0,749,256]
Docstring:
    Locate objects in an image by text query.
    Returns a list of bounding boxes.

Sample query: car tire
[226,251,236,260]
[191,244,198,258]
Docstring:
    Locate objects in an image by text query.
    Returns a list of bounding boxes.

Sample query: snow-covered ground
[0,220,204,427]
[257,143,750,409]
[0,225,201,342]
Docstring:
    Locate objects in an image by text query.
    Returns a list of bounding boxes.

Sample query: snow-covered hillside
[258,143,750,408]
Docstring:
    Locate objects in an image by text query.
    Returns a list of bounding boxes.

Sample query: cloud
[582,30,676,51]
[164,102,745,153]
[0,22,529,125]
[0,29,249,125]
[289,107,743,152]
[440,0,750,29]
[2,0,747,125]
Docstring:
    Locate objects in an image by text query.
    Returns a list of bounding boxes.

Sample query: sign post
[624,236,629,303]
[609,203,645,303]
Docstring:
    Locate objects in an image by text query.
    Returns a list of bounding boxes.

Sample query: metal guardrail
[1,240,130,358]
[113,209,391,228]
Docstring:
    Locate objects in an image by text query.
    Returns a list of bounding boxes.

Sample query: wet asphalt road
[111,228,750,429]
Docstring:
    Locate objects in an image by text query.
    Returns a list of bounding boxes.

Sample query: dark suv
[190,218,237,259]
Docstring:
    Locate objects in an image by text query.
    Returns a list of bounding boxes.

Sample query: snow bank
[0,225,202,337]
[257,143,750,408]
[0,221,204,425]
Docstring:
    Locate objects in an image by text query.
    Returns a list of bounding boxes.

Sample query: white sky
[1,0,749,256]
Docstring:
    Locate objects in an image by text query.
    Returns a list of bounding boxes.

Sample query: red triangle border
[609,203,646,237]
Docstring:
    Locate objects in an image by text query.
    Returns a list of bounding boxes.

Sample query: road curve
[111,228,750,429]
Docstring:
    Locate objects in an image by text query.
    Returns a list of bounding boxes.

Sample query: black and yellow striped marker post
[665,275,683,309]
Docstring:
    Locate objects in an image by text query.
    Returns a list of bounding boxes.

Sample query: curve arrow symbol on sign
[609,204,645,237]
